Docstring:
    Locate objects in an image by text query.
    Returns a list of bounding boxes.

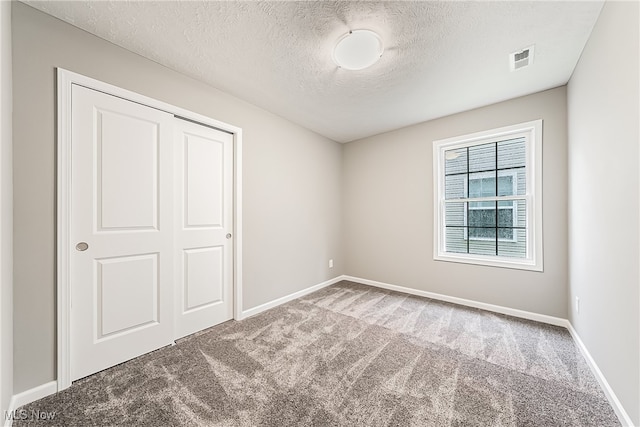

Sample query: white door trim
[56,68,243,391]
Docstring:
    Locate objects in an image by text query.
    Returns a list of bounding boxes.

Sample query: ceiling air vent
[510,45,535,71]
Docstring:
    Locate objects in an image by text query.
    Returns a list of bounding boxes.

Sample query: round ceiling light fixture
[332,30,383,71]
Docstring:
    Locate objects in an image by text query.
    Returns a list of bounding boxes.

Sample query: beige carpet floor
[15,281,619,426]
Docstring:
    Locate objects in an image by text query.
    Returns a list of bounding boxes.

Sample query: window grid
[445,142,525,256]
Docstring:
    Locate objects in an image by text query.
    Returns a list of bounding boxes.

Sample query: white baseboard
[3,277,633,427]
[343,275,634,427]
[239,275,345,319]
[342,275,567,326]
[4,381,57,427]
[565,323,634,426]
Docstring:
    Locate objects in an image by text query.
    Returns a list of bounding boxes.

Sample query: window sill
[434,252,543,272]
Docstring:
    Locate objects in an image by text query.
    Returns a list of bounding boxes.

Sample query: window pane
[445,148,467,175]
[498,229,526,258]
[469,172,496,197]
[468,206,496,228]
[497,203,514,227]
[516,168,526,196]
[469,237,496,256]
[497,167,526,196]
[445,227,467,254]
[497,137,526,169]
[497,173,514,196]
[444,202,466,226]
[469,226,495,239]
[507,199,526,227]
[469,142,495,173]
[445,174,466,199]
[497,227,514,240]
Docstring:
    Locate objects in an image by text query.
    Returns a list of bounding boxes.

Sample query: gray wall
[12,2,343,394]
[12,4,638,423]
[1,0,13,418]
[567,1,639,424]
[343,87,568,318]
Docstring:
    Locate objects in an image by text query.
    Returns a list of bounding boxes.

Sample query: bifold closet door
[70,85,175,381]
[174,119,234,339]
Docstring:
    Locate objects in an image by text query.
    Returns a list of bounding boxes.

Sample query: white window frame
[433,120,543,271]
[464,170,518,242]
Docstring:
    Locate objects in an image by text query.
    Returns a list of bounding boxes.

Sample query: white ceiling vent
[510,45,535,71]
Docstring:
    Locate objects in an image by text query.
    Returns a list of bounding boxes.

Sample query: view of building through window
[443,137,527,258]
[467,173,516,240]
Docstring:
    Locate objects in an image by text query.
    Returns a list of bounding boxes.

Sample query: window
[433,120,542,271]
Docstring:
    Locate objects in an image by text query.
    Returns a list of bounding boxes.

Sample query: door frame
[56,68,243,391]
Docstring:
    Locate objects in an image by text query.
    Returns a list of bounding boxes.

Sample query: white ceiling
[24,1,604,143]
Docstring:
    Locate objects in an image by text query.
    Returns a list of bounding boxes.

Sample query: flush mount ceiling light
[333,30,384,71]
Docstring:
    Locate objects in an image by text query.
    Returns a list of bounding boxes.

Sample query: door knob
[75,242,89,251]
[226,233,232,239]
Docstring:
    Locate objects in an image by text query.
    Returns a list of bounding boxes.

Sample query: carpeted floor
[15,281,619,426]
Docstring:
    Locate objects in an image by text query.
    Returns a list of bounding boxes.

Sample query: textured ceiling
[24,1,604,143]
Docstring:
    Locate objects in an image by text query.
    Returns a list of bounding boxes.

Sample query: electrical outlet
[575,296,580,314]
[329,259,334,269]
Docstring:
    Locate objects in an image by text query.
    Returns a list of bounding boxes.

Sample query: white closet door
[174,119,233,339]
[70,85,175,381]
